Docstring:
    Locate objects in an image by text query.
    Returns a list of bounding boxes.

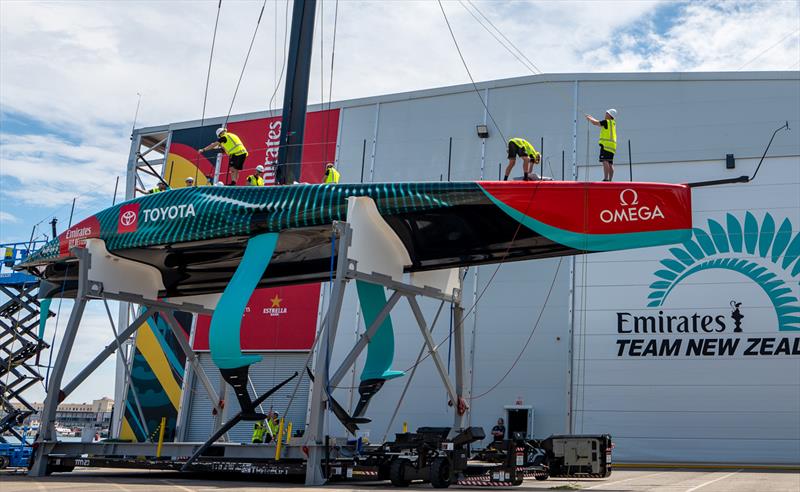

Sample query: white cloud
[0,211,20,223]
[583,1,800,72]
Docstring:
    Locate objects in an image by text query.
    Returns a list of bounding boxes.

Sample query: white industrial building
[132,71,800,464]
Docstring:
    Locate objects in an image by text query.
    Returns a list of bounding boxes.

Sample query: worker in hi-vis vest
[199,127,249,185]
[251,420,266,443]
[504,138,541,181]
[246,165,266,186]
[585,108,618,181]
[148,181,168,194]
[323,163,340,184]
[267,412,280,439]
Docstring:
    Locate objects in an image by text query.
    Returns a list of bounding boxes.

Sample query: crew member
[184,176,195,187]
[148,181,168,194]
[246,165,266,186]
[491,417,505,443]
[252,420,266,444]
[585,109,617,181]
[323,162,340,184]
[505,138,540,181]
[199,127,249,185]
[262,411,279,443]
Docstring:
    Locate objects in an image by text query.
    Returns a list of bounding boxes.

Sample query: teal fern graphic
[648,212,800,331]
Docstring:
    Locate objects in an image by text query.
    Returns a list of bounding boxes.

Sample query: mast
[276,0,318,185]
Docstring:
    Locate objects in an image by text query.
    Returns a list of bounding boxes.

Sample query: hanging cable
[470,258,562,400]
[224,0,268,126]
[269,0,292,113]
[200,0,222,128]
[465,0,544,74]
[437,0,506,143]
[322,0,340,165]
[457,1,539,75]
[192,0,222,183]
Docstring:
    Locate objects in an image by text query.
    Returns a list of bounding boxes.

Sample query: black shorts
[599,145,614,163]
[507,141,528,159]
[229,153,247,170]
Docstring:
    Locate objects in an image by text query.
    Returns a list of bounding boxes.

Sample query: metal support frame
[304,221,467,485]
[30,248,90,476]
[29,245,218,476]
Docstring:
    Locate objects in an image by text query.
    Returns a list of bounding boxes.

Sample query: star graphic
[270,295,282,308]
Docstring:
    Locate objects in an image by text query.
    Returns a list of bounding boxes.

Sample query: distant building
[10,397,114,429]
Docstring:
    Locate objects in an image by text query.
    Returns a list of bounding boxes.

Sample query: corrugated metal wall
[184,353,310,443]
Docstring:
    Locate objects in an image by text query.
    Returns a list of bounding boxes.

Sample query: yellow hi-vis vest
[246,175,264,186]
[252,421,265,443]
[509,138,540,160]
[599,119,617,153]
[149,186,167,194]
[220,132,248,156]
[324,167,340,184]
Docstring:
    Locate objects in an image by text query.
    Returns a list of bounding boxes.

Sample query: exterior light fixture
[726,153,735,169]
[476,124,489,139]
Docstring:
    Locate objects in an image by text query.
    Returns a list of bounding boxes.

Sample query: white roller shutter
[184,353,311,443]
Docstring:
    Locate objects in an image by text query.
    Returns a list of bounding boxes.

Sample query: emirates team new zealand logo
[648,212,800,331]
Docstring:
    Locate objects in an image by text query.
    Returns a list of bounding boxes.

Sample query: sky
[0,0,798,404]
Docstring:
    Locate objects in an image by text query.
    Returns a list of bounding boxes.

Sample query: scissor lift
[0,241,51,461]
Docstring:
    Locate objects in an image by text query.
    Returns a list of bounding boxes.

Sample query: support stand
[29,246,224,477]
[304,215,468,485]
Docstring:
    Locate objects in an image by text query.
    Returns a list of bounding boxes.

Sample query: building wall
[573,155,800,464]
[152,71,800,461]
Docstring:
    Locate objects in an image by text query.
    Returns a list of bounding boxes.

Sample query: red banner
[171,109,340,351]
[192,285,319,351]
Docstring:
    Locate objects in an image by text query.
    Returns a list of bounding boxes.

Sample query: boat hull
[22,181,692,298]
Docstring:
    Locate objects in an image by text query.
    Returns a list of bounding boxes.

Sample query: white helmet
[185,176,194,182]
[215,127,226,137]
[214,181,225,186]
[606,108,617,118]
[256,165,265,173]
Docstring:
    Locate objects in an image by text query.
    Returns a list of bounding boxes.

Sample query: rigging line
[437,0,506,143]
[457,0,538,75]
[269,0,292,114]
[466,0,543,74]
[322,0,340,165]
[737,28,799,71]
[224,0,268,126]
[471,257,563,400]
[201,0,222,127]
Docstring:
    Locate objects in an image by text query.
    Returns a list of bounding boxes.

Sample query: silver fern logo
[648,212,800,331]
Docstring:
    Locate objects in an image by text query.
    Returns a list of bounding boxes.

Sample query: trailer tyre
[390,459,411,487]
[429,457,452,489]
[0,456,9,469]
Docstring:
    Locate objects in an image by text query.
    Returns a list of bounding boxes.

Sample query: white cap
[214,181,225,186]
[606,108,617,118]
[215,127,226,137]
[256,165,265,173]
[185,176,194,182]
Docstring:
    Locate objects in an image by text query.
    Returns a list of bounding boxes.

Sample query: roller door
[184,353,310,443]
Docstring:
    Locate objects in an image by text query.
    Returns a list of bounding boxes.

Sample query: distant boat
[55,425,76,437]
